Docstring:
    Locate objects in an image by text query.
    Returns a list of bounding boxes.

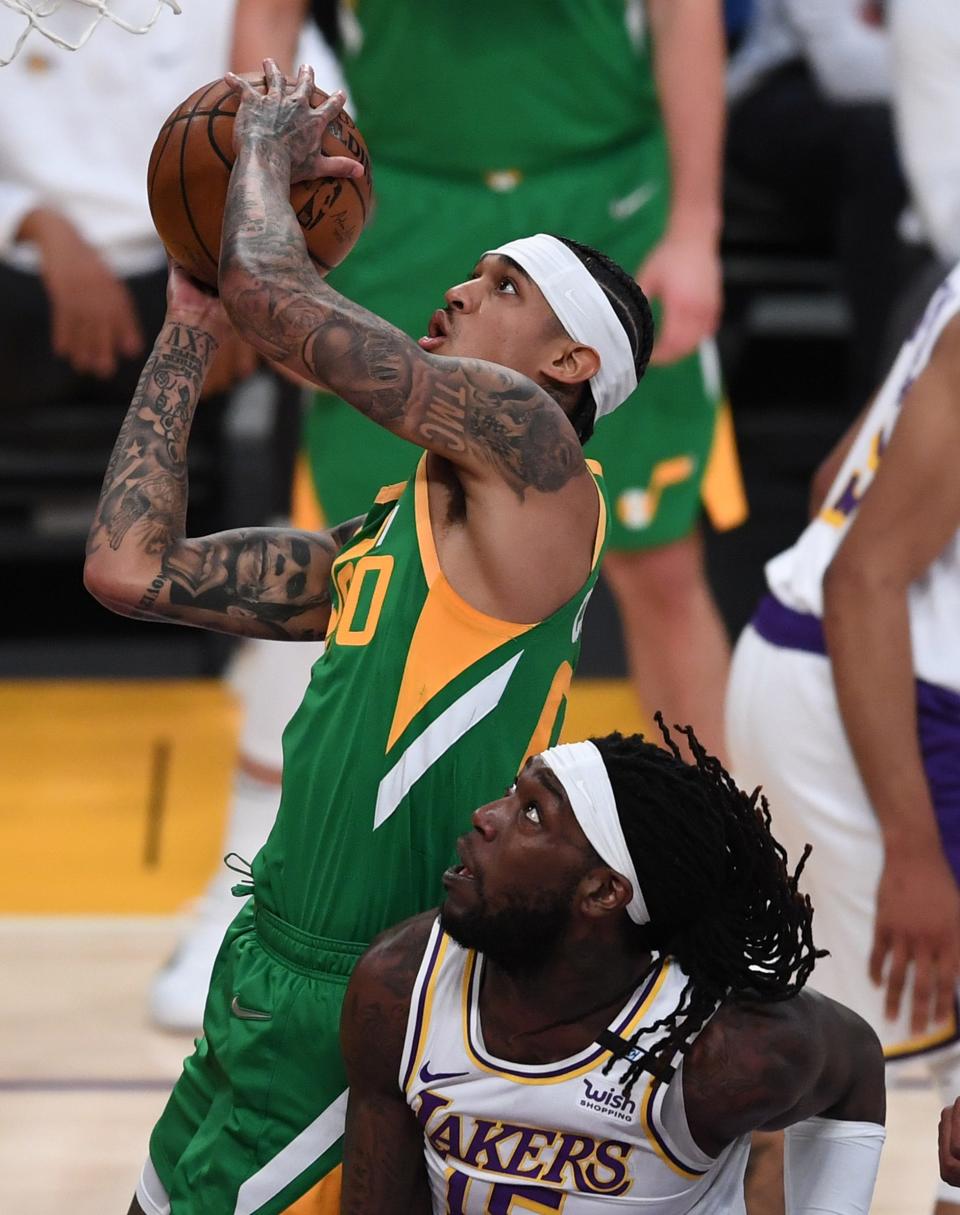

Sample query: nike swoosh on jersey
[231,995,272,1021]
[419,1061,469,1085]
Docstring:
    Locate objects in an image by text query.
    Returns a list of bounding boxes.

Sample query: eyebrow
[480,253,533,284]
[536,767,567,804]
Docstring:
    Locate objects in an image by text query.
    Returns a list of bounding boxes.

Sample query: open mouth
[418,308,450,352]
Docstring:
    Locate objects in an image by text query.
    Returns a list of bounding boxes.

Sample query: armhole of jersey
[399,918,448,1094]
[642,1056,715,1179]
[589,466,608,569]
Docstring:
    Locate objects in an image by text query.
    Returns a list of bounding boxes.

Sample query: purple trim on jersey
[646,1076,708,1177]
[465,954,665,1081]
[751,594,960,879]
[751,594,827,656]
[402,923,446,1092]
[917,680,960,884]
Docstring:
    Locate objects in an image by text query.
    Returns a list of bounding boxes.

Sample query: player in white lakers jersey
[339,727,885,1213]
[727,264,960,1211]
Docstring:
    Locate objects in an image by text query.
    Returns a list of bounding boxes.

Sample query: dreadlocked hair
[592,714,826,1099]
[550,235,655,445]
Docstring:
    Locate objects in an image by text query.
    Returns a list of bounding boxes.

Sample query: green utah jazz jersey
[252,455,609,943]
[337,0,660,178]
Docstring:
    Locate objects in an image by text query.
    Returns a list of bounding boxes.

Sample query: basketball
[147,73,373,288]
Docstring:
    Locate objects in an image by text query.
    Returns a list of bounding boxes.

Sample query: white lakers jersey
[400,920,749,1212]
[766,261,960,693]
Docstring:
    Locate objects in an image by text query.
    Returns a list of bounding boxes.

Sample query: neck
[481,930,653,1045]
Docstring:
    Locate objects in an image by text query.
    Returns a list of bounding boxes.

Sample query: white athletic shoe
[150,769,281,1032]
[149,884,239,1033]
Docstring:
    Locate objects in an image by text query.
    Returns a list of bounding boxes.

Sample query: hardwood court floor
[0,678,946,1213]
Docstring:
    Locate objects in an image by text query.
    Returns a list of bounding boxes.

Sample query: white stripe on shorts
[233,1088,349,1215]
[136,1157,171,1215]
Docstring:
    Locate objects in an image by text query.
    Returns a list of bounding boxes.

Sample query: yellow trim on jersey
[639,1081,703,1180]
[405,932,451,1095]
[375,480,407,505]
[520,661,574,770]
[589,469,608,565]
[385,574,531,751]
[414,455,442,587]
[459,953,671,1086]
[280,1163,342,1213]
[884,1008,959,1061]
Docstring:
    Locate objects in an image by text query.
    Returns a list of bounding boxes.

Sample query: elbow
[83,554,140,620]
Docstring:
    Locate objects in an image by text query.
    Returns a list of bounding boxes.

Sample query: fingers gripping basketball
[147,72,373,287]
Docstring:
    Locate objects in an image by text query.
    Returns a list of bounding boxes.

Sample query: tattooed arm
[340,913,436,1215]
[682,990,885,1157]
[84,266,362,640]
[219,63,587,500]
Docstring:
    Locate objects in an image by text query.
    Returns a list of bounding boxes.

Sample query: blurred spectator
[891,0,960,268]
[727,0,909,402]
[0,0,255,411]
[881,0,960,355]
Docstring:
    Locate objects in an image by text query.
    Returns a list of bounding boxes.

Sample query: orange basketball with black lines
[147,73,373,287]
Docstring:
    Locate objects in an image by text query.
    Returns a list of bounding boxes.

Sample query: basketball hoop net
[0,0,181,66]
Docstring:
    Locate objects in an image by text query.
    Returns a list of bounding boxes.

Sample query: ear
[578,867,632,922]
[545,341,601,391]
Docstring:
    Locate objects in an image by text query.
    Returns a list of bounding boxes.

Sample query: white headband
[540,740,650,925]
[485,234,638,420]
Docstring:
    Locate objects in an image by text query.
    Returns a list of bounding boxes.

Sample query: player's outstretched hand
[940,1098,960,1186]
[636,233,722,366]
[870,847,960,1036]
[225,59,365,186]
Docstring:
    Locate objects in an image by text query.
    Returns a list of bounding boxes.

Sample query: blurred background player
[150,0,748,1034]
[341,729,886,1214]
[727,263,960,1214]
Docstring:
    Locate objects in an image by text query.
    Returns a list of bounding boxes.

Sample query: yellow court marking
[0,677,644,916]
[0,681,240,915]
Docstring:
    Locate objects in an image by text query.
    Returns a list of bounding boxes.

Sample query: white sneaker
[149,883,241,1033]
[149,768,281,1032]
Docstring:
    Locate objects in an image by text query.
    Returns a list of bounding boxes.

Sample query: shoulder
[341,911,439,1091]
[348,910,438,1010]
[683,990,881,1150]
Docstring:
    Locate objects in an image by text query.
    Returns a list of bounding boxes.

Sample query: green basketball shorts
[148,900,364,1214]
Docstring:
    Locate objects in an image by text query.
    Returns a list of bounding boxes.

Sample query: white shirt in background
[890,0,960,262]
[728,0,891,104]
[0,0,236,275]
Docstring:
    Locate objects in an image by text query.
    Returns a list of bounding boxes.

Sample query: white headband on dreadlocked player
[540,740,650,926]
[485,234,638,420]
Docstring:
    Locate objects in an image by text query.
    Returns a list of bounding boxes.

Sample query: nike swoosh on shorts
[608,181,658,221]
[231,995,272,1021]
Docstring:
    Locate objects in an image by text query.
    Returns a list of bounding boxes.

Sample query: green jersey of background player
[233,0,745,759]
[85,71,654,1215]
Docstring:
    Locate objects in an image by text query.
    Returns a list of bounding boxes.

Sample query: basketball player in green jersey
[84,72,654,1215]
[232,0,744,760]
